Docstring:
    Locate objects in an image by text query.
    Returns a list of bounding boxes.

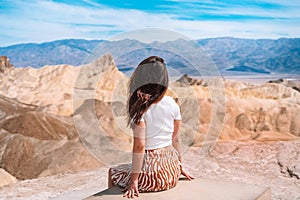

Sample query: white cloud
[0,0,299,46]
[165,0,300,19]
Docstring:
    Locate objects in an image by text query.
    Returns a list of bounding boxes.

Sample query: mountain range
[0,37,299,75]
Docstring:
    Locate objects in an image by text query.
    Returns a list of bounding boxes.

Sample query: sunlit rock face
[175,74,300,144]
[0,54,125,116]
[0,54,124,181]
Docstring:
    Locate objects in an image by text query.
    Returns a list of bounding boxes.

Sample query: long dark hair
[127,56,169,126]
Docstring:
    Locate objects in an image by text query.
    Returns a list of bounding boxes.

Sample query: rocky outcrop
[0,56,14,73]
[230,101,300,138]
[173,75,299,144]
[239,83,299,99]
[0,64,79,115]
[235,108,270,132]
[0,54,128,180]
[0,53,124,116]
[268,78,300,93]
[176,74,203,86]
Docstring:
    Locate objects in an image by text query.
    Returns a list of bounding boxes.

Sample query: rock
[0,63,80,115]
[268,78,300,93]
[239,83,299,99]
[176,74,203,86]
[267,78,284,84]
[0,56,14,73]
[0,54,124,116]
[0,54,125,180]
[235,108,270,132]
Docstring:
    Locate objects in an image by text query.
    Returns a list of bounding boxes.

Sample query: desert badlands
[0,55,299,199]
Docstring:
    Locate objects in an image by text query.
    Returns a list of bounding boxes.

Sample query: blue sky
[0,0,299,46]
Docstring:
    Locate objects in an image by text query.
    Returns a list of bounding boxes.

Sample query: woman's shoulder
[162,96,181,117]
[163,95,174,101]
[162,96,178,105]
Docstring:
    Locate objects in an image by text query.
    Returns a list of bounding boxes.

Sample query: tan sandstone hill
[175,74,300,144]
[0,98,101,180]
[0,54,126,180]
[0,54,125,116]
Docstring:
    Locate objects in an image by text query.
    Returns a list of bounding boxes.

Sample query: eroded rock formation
[0,56,14,73]
[0,53,299,183]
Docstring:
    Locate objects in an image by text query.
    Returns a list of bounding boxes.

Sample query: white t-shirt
[141,96,182,150]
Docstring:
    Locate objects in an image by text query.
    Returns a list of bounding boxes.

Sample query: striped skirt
[109,145,181,192]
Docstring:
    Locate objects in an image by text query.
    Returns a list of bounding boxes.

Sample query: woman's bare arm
[123,121,146,198]
[131,121,146,177]
[172,120,182,161]
[172,120,194,181]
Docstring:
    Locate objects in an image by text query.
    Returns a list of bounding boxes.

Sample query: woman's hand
[123,180,139,199]
[181,167,194,181]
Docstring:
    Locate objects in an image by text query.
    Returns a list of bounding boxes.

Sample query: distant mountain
[199,37,300,75]
[0,37,299,75]
[0,39,102,67]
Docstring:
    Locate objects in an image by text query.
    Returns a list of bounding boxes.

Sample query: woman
[108,56,193,198]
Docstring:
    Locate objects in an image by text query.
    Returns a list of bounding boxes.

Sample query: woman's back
[142,96,181,150]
